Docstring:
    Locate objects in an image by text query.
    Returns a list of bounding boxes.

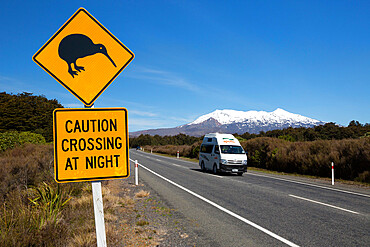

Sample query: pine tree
[0,92,63,142]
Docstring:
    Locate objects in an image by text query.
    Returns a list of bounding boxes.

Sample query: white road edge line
[248,173,370,198]
[129,159,299,247]
[289,194,360,215]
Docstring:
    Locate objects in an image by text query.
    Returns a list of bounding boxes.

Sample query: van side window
[207,138,212,142]
[214,145,220,154]
[201,144,214,153]
[200,144,213,154]
[205,145,214,153]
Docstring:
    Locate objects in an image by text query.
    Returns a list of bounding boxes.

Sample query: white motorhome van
[199,133,247,175]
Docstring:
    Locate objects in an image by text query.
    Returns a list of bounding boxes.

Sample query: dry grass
[68,233,95,247]
[136,220,150,226]
[0,144,76,246]
[0,144,162,246]
[0,143,193,246]
[135,190,150,198]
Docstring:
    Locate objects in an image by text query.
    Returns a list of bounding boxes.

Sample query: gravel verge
[105,172,200,246]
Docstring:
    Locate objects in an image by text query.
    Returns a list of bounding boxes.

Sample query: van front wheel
[213,164,218,175]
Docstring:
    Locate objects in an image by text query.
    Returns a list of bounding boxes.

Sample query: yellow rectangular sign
[53,108,129,183]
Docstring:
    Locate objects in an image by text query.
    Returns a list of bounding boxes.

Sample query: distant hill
[130,108,325,137]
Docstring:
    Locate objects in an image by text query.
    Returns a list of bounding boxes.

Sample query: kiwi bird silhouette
[58,34,116,78]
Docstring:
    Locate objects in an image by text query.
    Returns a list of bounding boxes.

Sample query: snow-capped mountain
[130,108,325,137]
[189,108,321,126]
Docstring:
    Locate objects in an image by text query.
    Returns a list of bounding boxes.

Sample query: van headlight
[221,159,228,165]
[242,160,247,165]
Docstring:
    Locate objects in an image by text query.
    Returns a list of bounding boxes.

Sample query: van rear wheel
[237,172,243,176]
[200,161,205,171]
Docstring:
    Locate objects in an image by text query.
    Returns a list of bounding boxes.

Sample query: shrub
[19,131,46,145]
[143,136,370,182]
[0,131,46,152]
[241,137,370,181]
[355,171,370,183]
[143,143,200,160]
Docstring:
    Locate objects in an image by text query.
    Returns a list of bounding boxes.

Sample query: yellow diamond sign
[33,8,134,106]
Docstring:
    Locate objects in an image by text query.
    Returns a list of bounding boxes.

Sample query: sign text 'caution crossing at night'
[33,8,134,107]
[53,108,129,183]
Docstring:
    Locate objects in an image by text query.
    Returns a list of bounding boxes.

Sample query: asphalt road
[129,149,370,247]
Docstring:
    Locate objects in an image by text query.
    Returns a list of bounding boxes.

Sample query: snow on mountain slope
[189,108,322,126]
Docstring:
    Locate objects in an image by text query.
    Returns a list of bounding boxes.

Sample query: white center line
[130,158,299,247]
[205,173,224,178]
[289,194,360,215]
[171,163,183,168]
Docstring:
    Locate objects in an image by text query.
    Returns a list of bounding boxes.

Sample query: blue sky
[1,0,369,132]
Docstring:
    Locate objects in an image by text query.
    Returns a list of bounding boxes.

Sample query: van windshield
[220,145,245,154]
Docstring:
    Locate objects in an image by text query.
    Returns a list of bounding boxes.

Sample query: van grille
[227,160,243,164]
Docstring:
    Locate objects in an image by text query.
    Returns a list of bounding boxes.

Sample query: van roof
[203,133,241,145]
[204,133,235,138]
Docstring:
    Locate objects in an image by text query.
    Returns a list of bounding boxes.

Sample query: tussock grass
[136,220,149,226]
[0,143,162,246]
[0,144,74,246]
[68,232,95,247]
[0,143,189,246]
[135,190,150,198]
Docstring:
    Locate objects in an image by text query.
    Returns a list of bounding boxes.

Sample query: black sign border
[33,8,134,106]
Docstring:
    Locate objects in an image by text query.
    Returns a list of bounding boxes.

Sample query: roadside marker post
[177,151,179,159]
[135,160,139,186]
[331,162,334,185]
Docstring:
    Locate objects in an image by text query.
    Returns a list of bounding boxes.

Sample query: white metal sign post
[86,104,107,247]
[92,181,107,246]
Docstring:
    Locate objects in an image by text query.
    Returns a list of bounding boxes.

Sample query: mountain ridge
[130,108,325,137]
